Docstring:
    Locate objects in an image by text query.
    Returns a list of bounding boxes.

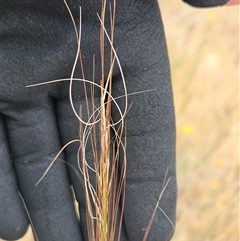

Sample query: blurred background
[2,1,239,241]
[160,1,239,241]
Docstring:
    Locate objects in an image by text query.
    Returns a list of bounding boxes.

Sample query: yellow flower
[179,124,194,134]
[205,12,215,21]
[211,180,221,190]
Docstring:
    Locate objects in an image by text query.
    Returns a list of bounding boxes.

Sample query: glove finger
[0,113,28,240]
[121,89,176,241]
[113,80,177,241]
[113,78,177,241]
[56,94,99,241]
[3,102,82,241]
[110,33,177,241]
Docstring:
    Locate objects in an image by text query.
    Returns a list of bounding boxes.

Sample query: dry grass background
[3,0,239,240]
[160,1,239,241]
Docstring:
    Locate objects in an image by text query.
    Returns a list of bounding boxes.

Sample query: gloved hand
[0,1,177,240]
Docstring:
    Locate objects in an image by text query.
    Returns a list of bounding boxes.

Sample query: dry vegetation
[2,0,239,241]
[160,1,239,240]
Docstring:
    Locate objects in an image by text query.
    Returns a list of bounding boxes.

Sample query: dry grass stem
[18,193,39,241]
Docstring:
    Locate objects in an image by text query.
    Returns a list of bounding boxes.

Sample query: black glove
[183,0,228,7]
[0,1,176,240]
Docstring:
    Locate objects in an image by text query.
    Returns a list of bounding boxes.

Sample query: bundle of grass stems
[69,1,128,240]
[75,1,128,240]
[28,1,167,240]
[30,1,127,240]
